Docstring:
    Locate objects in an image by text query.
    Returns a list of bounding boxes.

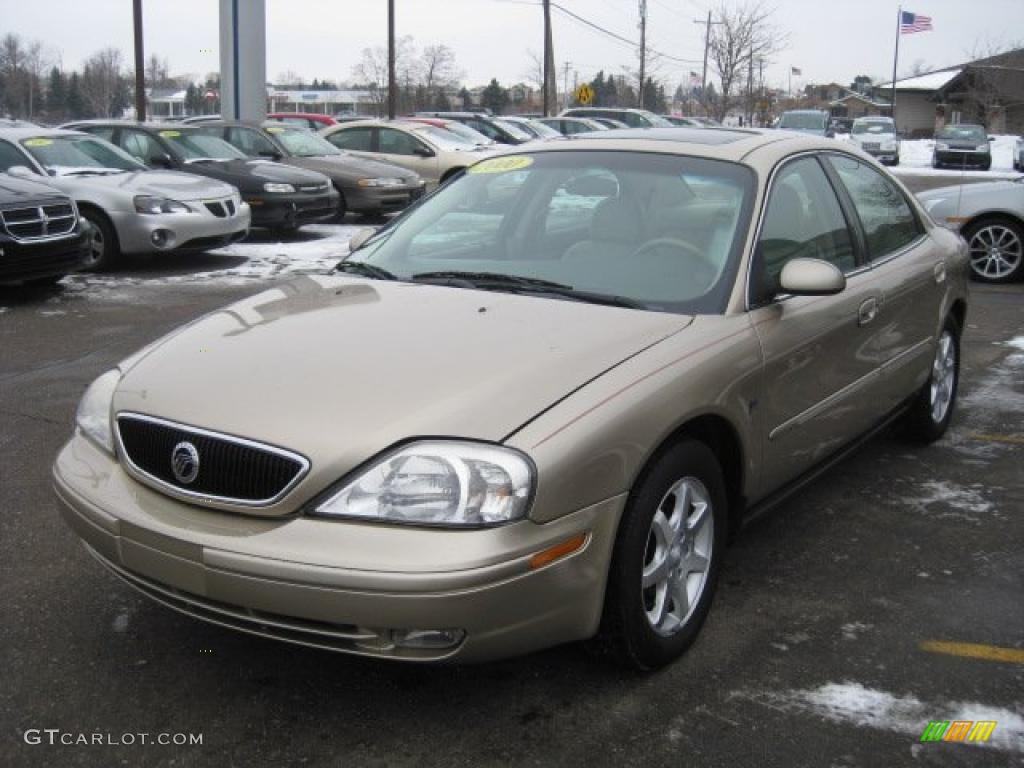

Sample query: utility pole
[387,0,396,119]
[562,61,571,110]
[694,11,721,117]
[542,0,555,116]
[746,49,753,126]
[133,0,146,122]
[637,0,647,108]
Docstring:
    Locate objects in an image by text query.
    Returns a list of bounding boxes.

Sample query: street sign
[575,83,594,105]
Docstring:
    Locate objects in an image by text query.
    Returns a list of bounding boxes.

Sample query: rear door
[749,155,887,490]
[823,154,942,409]
[376,127,439,181]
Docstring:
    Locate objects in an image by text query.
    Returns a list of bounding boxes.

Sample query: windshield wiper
[335,260,397,280]
[56,168,123,176]
[185,157,229,164]
[410,270,645,309]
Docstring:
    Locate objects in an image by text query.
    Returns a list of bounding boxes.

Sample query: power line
[549,2,701,64]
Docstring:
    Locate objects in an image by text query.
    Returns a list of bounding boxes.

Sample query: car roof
[0,126,87,140]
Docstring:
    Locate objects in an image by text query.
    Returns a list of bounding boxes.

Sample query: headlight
[978,143,990,153]
[75,369,120,454]
[881,140,897,151]
[313,441,534,527]
[356,177,404,187]
[935,142,949,151]
[263,183,296,193]
[134,195,190,214]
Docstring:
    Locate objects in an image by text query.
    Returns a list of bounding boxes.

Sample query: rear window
[779,113,826,130]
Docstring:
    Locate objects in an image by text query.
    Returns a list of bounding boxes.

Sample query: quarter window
[826,155,920,259]
[754,156,856,302]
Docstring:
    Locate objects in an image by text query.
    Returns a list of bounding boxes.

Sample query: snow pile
[891,134,1020,179]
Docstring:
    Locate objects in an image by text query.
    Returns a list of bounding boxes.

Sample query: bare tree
[81,48,124,118]
[352,36,416,115]
[0,33,28,116]
[707,2,787,122]
[523,49,545,93]
[145,54,170,89]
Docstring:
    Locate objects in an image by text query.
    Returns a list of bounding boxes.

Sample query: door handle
[933,262,947,284]
[858,297,879,326]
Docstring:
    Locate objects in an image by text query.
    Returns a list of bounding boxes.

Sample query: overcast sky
[3,0,1021,91]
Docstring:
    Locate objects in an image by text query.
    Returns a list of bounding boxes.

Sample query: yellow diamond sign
[575,83,595,105]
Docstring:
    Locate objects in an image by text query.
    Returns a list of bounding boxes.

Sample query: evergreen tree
[458,86,472,109]
[46,66,66,119]
[480,78,508,114]
[184,82,201,115]
[66,72,87,118]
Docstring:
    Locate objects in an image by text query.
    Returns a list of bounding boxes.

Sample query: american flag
[900,11,933,34]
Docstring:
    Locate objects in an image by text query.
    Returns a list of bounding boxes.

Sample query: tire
[963,217,1024,283]
[981,158,992,172]
[78,208,119,271]
[931,154,940,169]
[335,189,348,222]
[591,439,728,670]
[902,316,960,443]
[891,155,899,166]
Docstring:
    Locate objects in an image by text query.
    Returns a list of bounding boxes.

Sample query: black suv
[0,173,91,286]
[63,122,339,231]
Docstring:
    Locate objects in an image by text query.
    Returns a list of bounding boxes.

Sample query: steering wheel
[628,237,719,292]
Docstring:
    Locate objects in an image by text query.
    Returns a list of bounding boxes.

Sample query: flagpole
[891,6,901,126]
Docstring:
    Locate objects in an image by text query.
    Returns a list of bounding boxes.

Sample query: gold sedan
[55,129,968,669]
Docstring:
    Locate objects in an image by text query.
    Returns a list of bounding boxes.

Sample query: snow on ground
[890,134,1020,180]
[734,682,1024,753]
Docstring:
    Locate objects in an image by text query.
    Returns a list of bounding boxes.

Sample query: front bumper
[109,201,252,255]
[53,435,622,663]
[244,189,340,228]
[344,182,427,214]
[0,227,90,284]
[857,144,899,162]
[934,149,990,168]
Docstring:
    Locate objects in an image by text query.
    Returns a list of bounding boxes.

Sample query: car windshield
[779,113,826,130]
[267,127,343,156]
[520,120,561,138]
[437,121,494,145]
[20,135,145,173]
[853,120,894,135]
[344,150,754,314]
[415,125,478,151]
[937,125,986,141]
[492,119,533,141]
[639,111,674,127]
[159,129,247,161]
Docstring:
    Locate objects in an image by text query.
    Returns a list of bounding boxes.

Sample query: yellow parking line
[969,433,1024,445]
[919,641,1024,664]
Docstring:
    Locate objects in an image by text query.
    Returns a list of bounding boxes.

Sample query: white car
[849,117,899,166]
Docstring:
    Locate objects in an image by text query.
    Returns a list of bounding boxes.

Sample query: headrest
[590,197,643,244]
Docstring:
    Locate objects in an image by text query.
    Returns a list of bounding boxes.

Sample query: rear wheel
[903,316,960,442]
[335,189,348,222]
[592,440,727,670]
[79,208,119,271]
[964,217,1024,283]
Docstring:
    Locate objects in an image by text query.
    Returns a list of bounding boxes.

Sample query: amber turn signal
[529,533,588,570]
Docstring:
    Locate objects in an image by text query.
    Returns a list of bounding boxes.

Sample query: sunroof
[571,127,756,145]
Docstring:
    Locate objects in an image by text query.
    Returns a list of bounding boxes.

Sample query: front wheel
[592,440,727,670]
[964,217,1024,283]
[902,316,960,442]
[79,209,118,271]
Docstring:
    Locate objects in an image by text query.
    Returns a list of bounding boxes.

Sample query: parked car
[829,117,855,135]
[560,107,672,128]
[320,120,497,189]
[0,172,92,285]
[662,115,703,127]
[1015,136,1023,171]
[414,112,532,145]
[589,117,630,129]
[918,177,1024,282]
[777,109,832,137]
[64,122,337,232]
[849,116,900,165]
[199,121,426,218]
[266,112,339,131]
[536,117,607,136]
[401,117,496,147]
[0,128,249,269]
[180,115,224,125]
[931,124,992,171]
[498,116,563,140]
[55,129,967,669]
[688,117,721,128]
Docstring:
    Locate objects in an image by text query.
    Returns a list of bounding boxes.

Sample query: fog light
[151,229,171,248]
[391,628,466,650]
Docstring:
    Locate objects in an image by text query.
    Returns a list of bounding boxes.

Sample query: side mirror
[6,165,38,179]
[258,149,283,160]
[348,227,375,252]
[149,153,174,169]
[987,136,995,142]
[412,146,435,158]
[779,258,846,296]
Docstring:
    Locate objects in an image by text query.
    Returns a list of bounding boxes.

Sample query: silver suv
[850,117,900,166]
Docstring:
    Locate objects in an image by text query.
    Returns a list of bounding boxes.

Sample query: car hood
[113,275,691,510]
[917,179,1022,213]
[179,159,327,192]
[283,154,421,184]
[852,132,895,142]
[43,169,236,201]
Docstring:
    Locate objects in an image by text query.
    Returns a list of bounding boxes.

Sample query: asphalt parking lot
[1,191,1022,766]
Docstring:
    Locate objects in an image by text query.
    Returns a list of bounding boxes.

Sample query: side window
[467,120,500,140]
[379,128,422,156]
[81,126,116,142]
[229,127,277,156]
[624,112,646,127]
[0,140,31,171]
[327,127,373,152]
[120,130,162,164]
[826,155,921,259]
[754,156,855,301]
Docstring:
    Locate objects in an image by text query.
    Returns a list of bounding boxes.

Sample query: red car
[266,112,338,131]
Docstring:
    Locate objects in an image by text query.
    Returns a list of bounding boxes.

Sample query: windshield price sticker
[469,156,534,174]
[24,138,53,147]
[159,130,182,138]
[265,126,285,134]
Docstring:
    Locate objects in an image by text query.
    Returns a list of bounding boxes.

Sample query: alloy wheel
[85,225,104,268]
[968,223,1022,280]
[930,330,956,424]
[641,477,713,637]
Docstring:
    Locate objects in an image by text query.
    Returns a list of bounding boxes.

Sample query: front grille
[204,201,227,217]
[0,236,89,281]
[116,413,309,506]
[0,201,77,241]
[861,142,880,151]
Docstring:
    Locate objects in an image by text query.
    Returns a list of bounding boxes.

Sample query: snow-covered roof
[878,69,961,92]
[830,93,890,107]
